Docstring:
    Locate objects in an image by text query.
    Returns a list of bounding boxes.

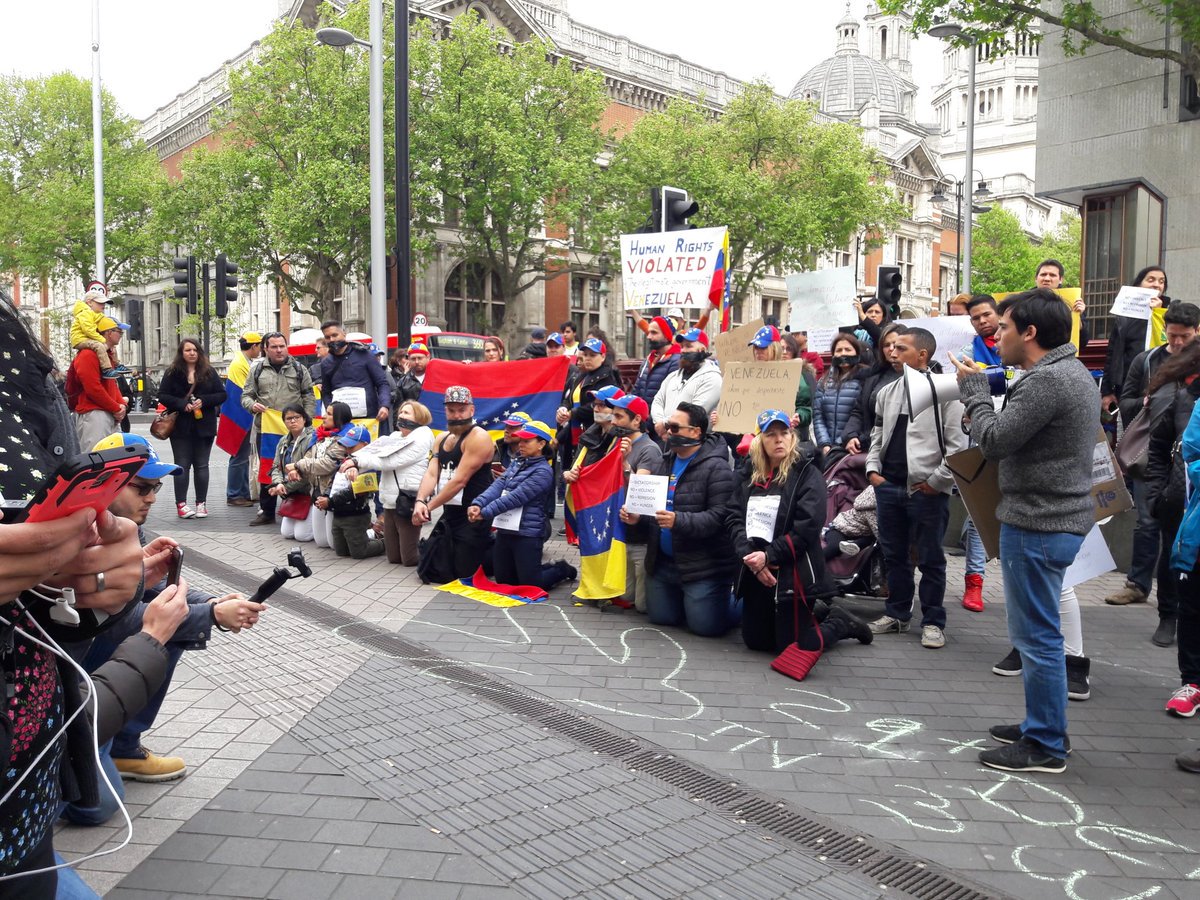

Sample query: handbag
[1116,403,1152,477]
[417,518,457,585]
[278,493,312,520]
[770,537,825,681]
[149,385,194,440]
[393,490,417,519]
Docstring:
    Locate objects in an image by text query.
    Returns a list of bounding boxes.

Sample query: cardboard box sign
[714,361,803,435]
[946,436,1132,560]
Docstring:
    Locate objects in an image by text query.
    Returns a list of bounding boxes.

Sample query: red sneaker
[1167,684,1200,718]
[961,574,984,612]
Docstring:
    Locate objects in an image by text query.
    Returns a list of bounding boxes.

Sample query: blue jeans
[60,739,125,827]
[53,854,101,898]
[999,524,1084,759]
[647,557,738,637]
[875,482,950,628]
[1128,478,1160,592]
[963,516,986,576]
[226,431,251,501]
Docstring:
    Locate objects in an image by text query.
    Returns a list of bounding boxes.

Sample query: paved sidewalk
[51,428,1200,898]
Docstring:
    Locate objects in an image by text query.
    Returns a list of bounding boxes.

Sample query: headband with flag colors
[418,356,571,439]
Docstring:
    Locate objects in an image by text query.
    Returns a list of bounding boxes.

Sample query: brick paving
[48,424,1200,898]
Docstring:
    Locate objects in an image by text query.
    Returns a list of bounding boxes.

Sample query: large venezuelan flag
[565,446,627,600]
[436,567,549,608]
[709,229,732,333]
[215,353,252,455]
[418,356,571,438]
[256,408,289,485]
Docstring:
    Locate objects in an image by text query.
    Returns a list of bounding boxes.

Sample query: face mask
[395,418,419,431]
[446,417,474,428]
[680,350,708,366]
[609,425,635,439]
[593,411,614,423]
[328,340,347,352]
[667,434,702,450]
[648,339,668,351]
[832,354,858,367]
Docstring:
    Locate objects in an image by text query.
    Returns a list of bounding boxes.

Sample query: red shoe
[1167,684,1200,718]
[962,574,984,612]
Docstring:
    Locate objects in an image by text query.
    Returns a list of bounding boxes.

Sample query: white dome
[789,52,910,117]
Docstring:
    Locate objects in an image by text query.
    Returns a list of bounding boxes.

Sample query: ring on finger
[95,571,106,593]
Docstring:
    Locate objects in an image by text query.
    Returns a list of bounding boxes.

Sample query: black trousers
[168,433,214,505]
[1173,569,1200,685]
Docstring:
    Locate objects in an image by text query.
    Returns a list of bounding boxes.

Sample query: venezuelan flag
[216,353,252,455]
[708,228,732,333]
[565,446,626,600]
[436,567,548,608]
[256,408,289,485]
[419,356,571,439]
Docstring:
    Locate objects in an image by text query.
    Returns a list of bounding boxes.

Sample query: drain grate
[184,546,1007,900]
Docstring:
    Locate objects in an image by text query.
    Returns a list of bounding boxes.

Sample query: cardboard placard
[711,318,764,371]
[714,361,803,435]
[624,474,669,517]
[947,435,1132,560]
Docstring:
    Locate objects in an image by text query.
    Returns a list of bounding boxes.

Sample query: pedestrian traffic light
[215,254,239,318]
[876,265,903,318]
[661,186,698,231]
[124,296,144,342]
[173,256,197,315]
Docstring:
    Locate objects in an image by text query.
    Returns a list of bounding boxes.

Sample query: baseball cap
[545,332,564,346]
[82,288,109,305]
[95,316,126,333]
[407,342,430,357]
[337,424,372,447]
[587,384,624,403]
[242,331,263,345]
[676,327,709,348]
[581,337,606,355]
[748,325,781,348]
[607,394,650,420]
[503,411,532,429]
[92,432,181,479]
[444,385,472,404]
[531,327,548,341]
[513,420,554,442]
[755,409,792,433]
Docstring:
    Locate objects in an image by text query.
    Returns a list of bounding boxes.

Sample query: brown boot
[249,512,275,526]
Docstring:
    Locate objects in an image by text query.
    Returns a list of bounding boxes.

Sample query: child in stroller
[822,453,886,596]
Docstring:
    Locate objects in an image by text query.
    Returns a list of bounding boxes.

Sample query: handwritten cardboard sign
[624,474,669,517]
[786,266,857,332]
[620,227,728,309]
[714,361,803,435]
[711,318,764,371]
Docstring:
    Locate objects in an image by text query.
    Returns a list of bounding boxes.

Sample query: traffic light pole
[201,261,211,356]
[395,1,412,348]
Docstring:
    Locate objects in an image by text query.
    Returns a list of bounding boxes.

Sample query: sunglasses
[665,423,698,434]
[131,481,163,496]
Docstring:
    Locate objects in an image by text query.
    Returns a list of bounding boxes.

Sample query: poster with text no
[714,362,803,434]
[621,226,727,310]
[786,267,857,332]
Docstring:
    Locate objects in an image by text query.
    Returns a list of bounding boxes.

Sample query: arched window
[880,26,888,59]
[444,261,504,334]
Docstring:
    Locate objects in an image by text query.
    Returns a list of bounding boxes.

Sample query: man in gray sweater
[950,288,1099,774]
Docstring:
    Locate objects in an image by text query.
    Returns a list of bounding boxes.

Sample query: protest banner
[620,227,728,309]
[714,362,803,434]
[1110,285,1158,321]
[786,267,857,332]
[624,474,669,517]
[711,318,763,370]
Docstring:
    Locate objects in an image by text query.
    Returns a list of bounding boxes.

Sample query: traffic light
[876,265,903,318]
[124,297,144,342]
[661,186,698,231]
[215,253,239,318]
[173,256,197,315]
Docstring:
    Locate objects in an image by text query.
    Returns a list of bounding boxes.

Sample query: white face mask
[593,411,614,423]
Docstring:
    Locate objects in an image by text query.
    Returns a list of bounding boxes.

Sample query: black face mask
[832,354,858,367]
[446,417,474,428]
[680,350,708,366]
[648,339,668,352]
[395,418,419,431]
[328,340,347,353]
[609,425,636,439]
[667,434,702,450]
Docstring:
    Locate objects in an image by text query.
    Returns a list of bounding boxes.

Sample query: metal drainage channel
[187,548,1005,900]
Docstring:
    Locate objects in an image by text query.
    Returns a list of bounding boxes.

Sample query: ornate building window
[570,275,602,337]
[444,262,504,335]
[895,236,916,288]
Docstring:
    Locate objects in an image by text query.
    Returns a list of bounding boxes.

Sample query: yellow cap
[242,331,263,344]
[96,316,121,333]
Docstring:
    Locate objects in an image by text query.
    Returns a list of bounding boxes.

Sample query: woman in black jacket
[1102,266,1169,412]
[842,323,908,456]
[727,410,872,655]
[157,338,228,519]
[555,336,620,484]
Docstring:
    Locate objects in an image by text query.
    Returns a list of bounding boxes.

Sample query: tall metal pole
[955,181,962,293]
[368,0,388,356]
[395,1,412,348]
[91,0,106,285]
[962,43,976,294]
[201,261,211,356]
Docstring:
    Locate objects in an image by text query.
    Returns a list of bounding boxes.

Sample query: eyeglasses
[131,481,163,496]
[283,415,306,423]
[666,423,698,434]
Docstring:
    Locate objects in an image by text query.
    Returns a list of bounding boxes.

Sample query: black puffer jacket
[1146,378,1200,521]
[1103,314,1157,399]
[841,366,900,447]
[645,433,737,582]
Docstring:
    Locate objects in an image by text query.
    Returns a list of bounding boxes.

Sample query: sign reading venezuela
[620,226,728,309]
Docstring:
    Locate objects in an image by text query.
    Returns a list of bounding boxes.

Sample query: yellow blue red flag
[256,408,289,485]
[565,446,627,600]
[216,353,252,455]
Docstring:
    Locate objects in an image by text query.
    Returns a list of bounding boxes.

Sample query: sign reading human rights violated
[620,226,728,309]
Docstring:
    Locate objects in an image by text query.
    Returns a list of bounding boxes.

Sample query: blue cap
[581,337,607,355]
[337,424,372,447]
[545,331,564,346]
[675,327,709,348]
[91,432,181,479]
[587,384,624,403]
[748,325,781,348]
[503,411,531,429]
[755,409,792,433]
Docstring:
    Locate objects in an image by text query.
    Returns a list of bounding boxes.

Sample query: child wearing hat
[326,424,384,559]
[71,282,131,380]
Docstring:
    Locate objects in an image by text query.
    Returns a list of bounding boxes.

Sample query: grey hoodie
[960,343,1099,535]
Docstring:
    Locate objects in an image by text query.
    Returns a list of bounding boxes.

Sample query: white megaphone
[903,364,1010,419]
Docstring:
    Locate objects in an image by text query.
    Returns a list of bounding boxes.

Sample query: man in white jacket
[651,328,723,440]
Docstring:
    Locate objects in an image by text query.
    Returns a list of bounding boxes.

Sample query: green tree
[164,0,385,322]
[969,207,1041,294]
[0,73,168,289]
[408,14,609,346]
[600,83,902,309]
[1039,212,1082,286]
[879,1,1200,78]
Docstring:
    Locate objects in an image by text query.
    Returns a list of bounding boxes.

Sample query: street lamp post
[932,173,991,295]
[929,18,977,292]
[395,4,412,349]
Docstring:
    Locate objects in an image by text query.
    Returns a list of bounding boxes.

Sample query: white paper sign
[620,227,728,309]
[901,315,979,362]
[746,495,782,542]
[624,474,668,517]
[437,465,464,506]
[331,386,368,418]
[491,491,524,532]
[805,327,842,357]
[1062,524,1116,590]
[1110,285,1159,321]
[786,267,858,332]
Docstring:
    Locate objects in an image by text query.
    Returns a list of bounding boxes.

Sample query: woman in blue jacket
[468,420,577,590]
[813,333,868,470]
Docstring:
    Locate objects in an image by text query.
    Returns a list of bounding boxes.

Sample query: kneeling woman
[727,409,873,655]
[468,420,576,590]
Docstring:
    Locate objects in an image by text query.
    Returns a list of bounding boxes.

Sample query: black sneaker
[979,736,1066,773]
[992,647,1022,676]
[989,723,1071,755]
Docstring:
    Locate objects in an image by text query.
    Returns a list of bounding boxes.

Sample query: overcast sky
[1,0,943,122]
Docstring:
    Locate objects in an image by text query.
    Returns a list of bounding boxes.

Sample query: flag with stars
[419,356,571,439]
[709,228,732,333]
[565,445,627,601]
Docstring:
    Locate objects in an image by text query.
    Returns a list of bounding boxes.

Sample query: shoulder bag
[149,385,194,441]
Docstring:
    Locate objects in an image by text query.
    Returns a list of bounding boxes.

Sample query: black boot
[1152,617,1177,647]
[823,605,874,645]
[1066,654,1091,701]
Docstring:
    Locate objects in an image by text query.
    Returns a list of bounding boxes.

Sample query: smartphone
[166,546,185,587]
[11,445,150,524]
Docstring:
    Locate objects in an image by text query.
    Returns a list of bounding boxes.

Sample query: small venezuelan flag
[565,446,627,601]
[709,228,732,333]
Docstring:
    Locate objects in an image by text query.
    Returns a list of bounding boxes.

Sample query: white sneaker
[177,503,196,519]
[921,625,946,649]
[194,502,208,518]
[868,615,910,634]
[838,540,862,557]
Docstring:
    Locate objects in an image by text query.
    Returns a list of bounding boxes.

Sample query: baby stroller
[822,453,886,598]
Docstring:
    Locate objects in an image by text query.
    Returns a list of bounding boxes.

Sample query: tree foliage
[0,73,168,289]
[970,206,1043,294]
[408,13,609,346]
[1039,212,1082,287]
[600,83,903,308]
[879,1,1200,78]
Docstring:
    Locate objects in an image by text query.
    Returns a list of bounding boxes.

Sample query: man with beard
[631,315,681,414]
[650,328,723,439]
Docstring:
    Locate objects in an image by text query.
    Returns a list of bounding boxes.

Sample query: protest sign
[1062,524,1117,590]
[805,327,841,356]
[712,318,763,370]
[620,227,727,309]
[714,362,803,434]
[1110,285,1158,321]
[624,474,669,517]
[898,316,977,364]
[786,267,857,332]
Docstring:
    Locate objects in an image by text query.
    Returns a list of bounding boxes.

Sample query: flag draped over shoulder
[256,408,289,485]
[1147,307,1168,351]
[709,229,732,333]
[565,446,627,600]
[436,567,549,608]
[215,354,252,455]
[418,356,571,438]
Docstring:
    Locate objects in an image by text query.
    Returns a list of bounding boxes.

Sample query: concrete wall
[1036,0,1200,298]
